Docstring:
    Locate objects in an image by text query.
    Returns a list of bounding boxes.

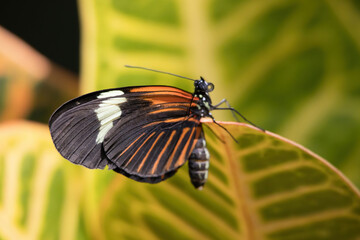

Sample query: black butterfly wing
[49,90,116,169]
[104,109,202,182]
[49,86,201,182]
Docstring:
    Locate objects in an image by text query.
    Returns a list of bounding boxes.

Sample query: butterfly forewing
[49,94,111,169]
[49,86,202,182]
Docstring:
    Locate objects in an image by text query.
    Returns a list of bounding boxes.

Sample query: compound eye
[207,83,214,92]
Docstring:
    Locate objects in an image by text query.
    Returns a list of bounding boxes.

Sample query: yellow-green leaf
[100,120,360,239]
[0,121,111,240]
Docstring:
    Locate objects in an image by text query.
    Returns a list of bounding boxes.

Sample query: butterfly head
[195,77,214,93]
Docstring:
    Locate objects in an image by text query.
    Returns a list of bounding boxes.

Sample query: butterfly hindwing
[104,112,201,182]
[112,123,202,183]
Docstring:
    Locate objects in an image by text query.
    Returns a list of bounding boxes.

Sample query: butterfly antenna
[125,65,196,82]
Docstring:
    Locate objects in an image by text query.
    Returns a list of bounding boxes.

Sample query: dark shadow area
[0,0,80,74]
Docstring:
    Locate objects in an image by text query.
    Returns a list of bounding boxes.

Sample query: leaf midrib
[221,128,257,240]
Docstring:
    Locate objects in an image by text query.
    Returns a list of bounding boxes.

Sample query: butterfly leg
[209,115,239,143]
[212,98,239,122]
[212,98,230,108]
[211,99,264,131]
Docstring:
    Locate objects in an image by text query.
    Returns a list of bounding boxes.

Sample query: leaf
[0,121,113,240]
[78,0,360,189]
[100,120,360,240]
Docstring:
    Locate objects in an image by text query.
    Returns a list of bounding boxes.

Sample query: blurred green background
[0,0,359,239]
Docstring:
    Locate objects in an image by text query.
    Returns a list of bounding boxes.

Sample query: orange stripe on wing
[136,131,165,172]
[189,126,202,153]
[150,130,177,175]
[142,117,200,129]
[130,86,176,92]
[149,101,198,108]
[145,93,193,102]
[124,131,156,168]
[117,132,146,159]
[149,107,187,115]
[147,102,197,115]
[174,126,197,168]
[130,86,194,99]
[165,127,190,171]
[142,117,185,128]
[130,86,188,94]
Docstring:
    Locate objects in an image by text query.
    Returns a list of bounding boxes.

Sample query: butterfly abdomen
[188,132,210,190]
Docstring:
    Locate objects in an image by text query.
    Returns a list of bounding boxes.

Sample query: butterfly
[49,66,259,189]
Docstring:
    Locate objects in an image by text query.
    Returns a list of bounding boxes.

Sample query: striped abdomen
[188,132,210,190]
